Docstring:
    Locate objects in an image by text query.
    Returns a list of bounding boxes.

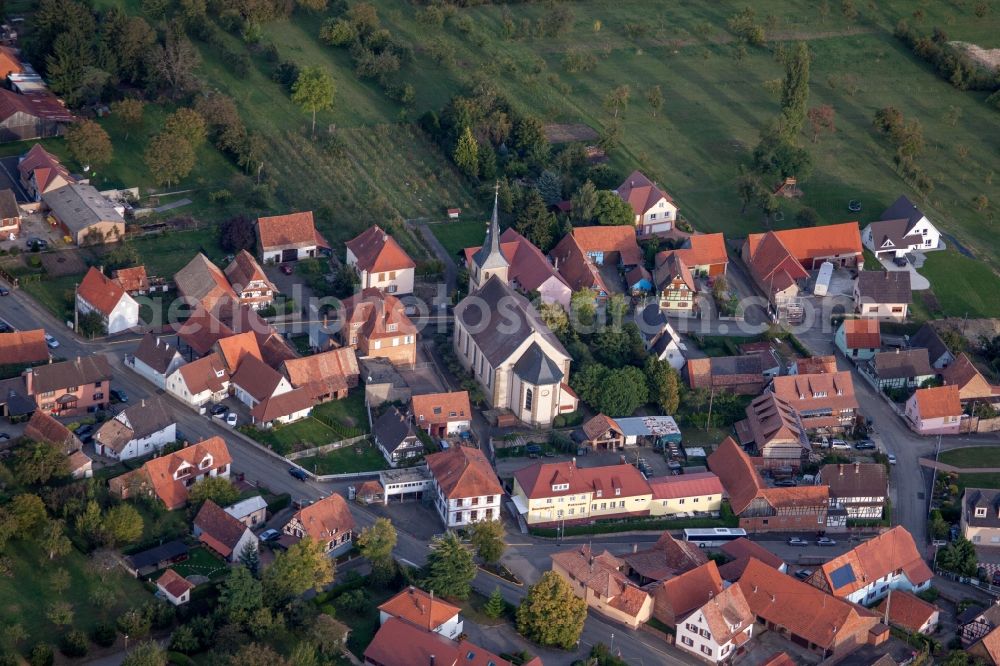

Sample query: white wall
[116,423,176,461]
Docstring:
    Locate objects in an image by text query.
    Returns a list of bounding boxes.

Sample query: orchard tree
[101,503,144,547]
[424,531,477,600]
[144,132,195,186]
[14,440,68,484]
[807,104,835,143]
[164,107,207,147]
[46,601,74,627]
[647,84,663,117]
[357,517,397,585]
[65,120,113,168]
[111,98,145,140]
[121,640,167,666]
[9,494,47,532]
[468,519,506,566]
[516,571,587,649]
[292,66,335,137]
[570,180,598,223]
[263,537,334,605]
[187,477,240,509]
[40,519,72,560]
[592,190,634,226]
[604,84,630,118]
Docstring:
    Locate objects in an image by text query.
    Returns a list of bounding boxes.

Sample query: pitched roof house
[614,169,678,235]
[874,591,940,635]
[658,233,729,277]
[464,227,571,310]
[733,392,810,469]
[346,225,416,295]
[372,406,424,467]
[968,624,1000,664]
[578,413,625,451]
[175,253,238,312]
[257,211,329,263]
[378,586,463,639]
[742,231,809,312]
[0,188,20,234]
[18,143,72,200]
[653,252,698,316]
[676,583,754,664]
[863,195,941,258]
[744,222,864,270]
[651,560,724,627]
[962,488,1000,547]
[193,499,258,562]
[0,88,74,144]
[250,387,314,427]
[112,266,150,295]
[282,493,355,556]
[942,353,1000,402]
[231,353,293,409]
[564,225,643,267]
[549,231,609,298]
[770,371,859,431]
[174,305,234,358]
[836,318,881,360]
[109,437,232,510]
[224,250,277,311]
[165,352,231,409]
[25,355,113,417]
[364,617,528,666]
[551,544,653,629]
[94,396,176,461]
[905,384,963,435]
[76,267,140,334]
[646,472,724,518]
[718,537,786,581]
[855,270,912,320]
[0,329,49,366]
[23,410,91,478]
[622,531,707,584]
[411,391,472,437]
[280,347,359,403]
[686,355,766,395]
[425,445,503,528]
[43,182,125,245]
[865,348,934,389]
[340,288,418,366]
[818,462,888,520]
[155,569,194,606]
[910,323,955,369]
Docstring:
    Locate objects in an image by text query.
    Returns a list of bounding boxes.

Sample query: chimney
[632,543,638,553]
[854,461,860,473]
[430,656,435,666]
[839,464,843,476]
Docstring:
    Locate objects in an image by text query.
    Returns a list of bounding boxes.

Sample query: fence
[285,434,370,460]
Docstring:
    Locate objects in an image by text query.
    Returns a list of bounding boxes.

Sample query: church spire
[471,182,509,273]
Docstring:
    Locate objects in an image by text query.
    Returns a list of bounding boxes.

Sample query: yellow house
[647,472,725,518]
[551,544,653,629]
[511,460,653,526]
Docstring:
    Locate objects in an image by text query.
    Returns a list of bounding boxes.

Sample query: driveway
[877,254,930,290]
[414,221,457,296]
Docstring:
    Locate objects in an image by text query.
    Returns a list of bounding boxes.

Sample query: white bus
[682,527,748,547]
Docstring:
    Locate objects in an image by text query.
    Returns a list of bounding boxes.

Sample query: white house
[127,333,184,390]
[676,585,754,664]
[862,195,941,259]
[230,354,293,409]
[615,170,678,236]
[94,396,176,461]
[854,270,912,321]
[193,499,259,564]
[76,267,140,335]
[378,586,464,640]
[155,569,194,606]
[165,352,231,410]
[411,391,472,438]
[425,446,503,528]
[257,211,329,263]
[224,496,268,528]
[636,304,688,371]
[345,225,416,295]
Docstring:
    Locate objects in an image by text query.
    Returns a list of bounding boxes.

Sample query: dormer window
[200,455,213,470]
[595,489,602,498]
[215,369,225,378]
[551,483,569,492]
[433,407,442,415]
[615,488,621,496]
[387,323,398,332]
[173,464,191,480]
[976,507,987,518]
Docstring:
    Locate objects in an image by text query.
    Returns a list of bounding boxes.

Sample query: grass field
[295,440,389,475]
[168,547,229,580]
[430,219,492,261]
[917,251,1000,318]
[312,392,370,434]
[939,447,1000,469]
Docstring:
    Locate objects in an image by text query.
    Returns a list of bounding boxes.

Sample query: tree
[187,477,240,509]
[228,644,287,666]
[570,180,598,223]
[64,120,113,168]
[40,519,72,560]
[600,366,649,416]
[117,608,151,639]
[311,615,349,656]
[9,493,47,532]
[929,510,948,540]
[841,0,858,22]
[220,565,263,624]
[289,641,319,666]
[424,531,477,600]
[14,441,69,485]
[164,107,206,147]
[263,537,334,605]
[453,125,479,179]
[111,99,144,140]
[535,169,562,206]
[468,519,505,565]
[46,601,73,627]
[101,503,144,547]
[484,586,506,619]
[974,195,990,212]
[516,571,587,649]
[78,311,106,338]
[292,66,335,137]
[239,540,261,576]
[607,293,629,325]
[220,215,256,253]
[736,167,763,215]
[645,356,680,414]
[647,84,663,117]
[604,84,630,118]
[75,500,104,546]
[938,537,978,577]
[753,128,812,179]
[357,517,397,585]
[121,641,166,666]
[570,290,596,328]
[50,567,71,595]
[779,42,810,141]
[592,189,634,226]
[807,105,835,143]
[515,189,557,251]
[144,132,195,186]
[149,26,200,97]
[795,207,820,227]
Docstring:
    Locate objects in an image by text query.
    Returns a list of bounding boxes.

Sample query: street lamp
[124,634,129,651]
[609,632,614,655]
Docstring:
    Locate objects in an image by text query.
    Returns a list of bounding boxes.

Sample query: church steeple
[469,183,509,291]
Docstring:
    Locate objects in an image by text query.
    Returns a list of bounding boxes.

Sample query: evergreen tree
[515,189,556,250]
[779,42,811,141]
[535,169,562,206]
[645,356,681,414]
[570,180,598,223]
[239,540,260,577]
[484,586,505,619]
[592,190,634,226]
[423,531,477,600]
[220,566,263,624]
[454,125,479,179]
[516,571,587,649]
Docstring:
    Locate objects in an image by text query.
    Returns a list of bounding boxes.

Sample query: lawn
[295,440,389,475]
[939,447,1000,469]
[168,547,229,580]
[430,219,492,261]
[916,250,1000,319]
[312,391,370,435]
[248,391,371,454]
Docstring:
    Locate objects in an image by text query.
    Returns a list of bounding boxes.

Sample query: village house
[942,353,1000,405]
[646,472,724,518]
[770,371,859,432]
[223,305,299,368]
[653,252,698,316]
[126,333,184,390]
[562,225,643,269]
[174,305,234,360]
[155,569,194,606]
[257,211,329,263]
[744,222,864,270]
[875,591,940,635]
[854,270,912,320]
[806,526,933,605]
[224,250,277,311]
[652,560,725,628]
[741,341,783,378]
[686,355,766,395]
[835,318,881,361]
[0,329,49,367]
[865,348,934,390]
[0,188,20,237]
[425,445,503,528]
[905,384,963,435]
[346,225,416,295]
[548,228,610,300]
[625,265,653,295]
[623,531,707,585]
[378,586,463,639]
[372,406,424,467]
[658,233,729,277]
[411,391,471,438]
[25,355,113,417]
[18,143,72,201]
[76,266,140,335]
[224,495,268,528]
[339,288,418,366]
[676,582,754,664]
[280,347,359,403]
[709,437,831,532]
[94,396,176,461]
[42,182,125,245]
[0,87,74,143]
[109,437,232,510]
[789,354,837,375]
[282,493,355,556]
[961,602,1000,647]
[551,544,653,630]
[511,459,652,527]
[175,253,239,313]
[193,499,258,563]
[165,352,231,411]
[969,625,1000,665]
[615,169,678,236]
[23,410,92,479]
[818,463,888,520]
[734,392,811,470]
[214,331,263,375]
[464,227,572,310]
[577,413,625,451]
[112,266,151,295]
[743,230,809,319]
[738,558,885,660]
[634,305,688,370]
[862,195,942,258]
[364,617,533,666]
[910,323,956,369]
[717,537,787,582]
[961,488,1000,546]
[230,354,294,410]
[250,388,313,428]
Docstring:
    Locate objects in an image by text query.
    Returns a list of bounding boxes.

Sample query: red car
[280,264,293,275]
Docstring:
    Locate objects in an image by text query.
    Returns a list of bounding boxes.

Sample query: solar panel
[829,563,856,589]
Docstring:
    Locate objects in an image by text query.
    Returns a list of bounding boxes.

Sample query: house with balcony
[425,445,503,528]
[339,288,418,366]
[653,252,698,316]
[410,391,471,438]
[109,437,232,510]
[863,195,942,258]
[25,355,113,417]
[224,250,277,311]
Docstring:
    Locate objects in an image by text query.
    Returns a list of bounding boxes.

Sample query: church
[453,191,578,427]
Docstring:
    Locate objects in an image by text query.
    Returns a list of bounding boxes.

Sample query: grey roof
[856,270,912,304]
[909,324,950,364]
[42,182,124,235]
[820,463,888,500]
[133,333,181,374]
[512,342,564,385]
[372,406,419,454]
[867,218,922,250]
[872,348,933,379]
[965,488,1000,529]
[711,354,763,376]
[0,376,33,416]
[455,275,568,367]
[471,190,509,272]
[880,195,925,228]
[0,189,18,220]
[125,539,188,570]
[118,395,174,439]
[29,355,113,394]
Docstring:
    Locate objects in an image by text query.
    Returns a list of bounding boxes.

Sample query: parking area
[365,500,443,541]
[0,211,68,251]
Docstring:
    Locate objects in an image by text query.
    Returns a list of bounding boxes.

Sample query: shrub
[91,621,117,647]
[59,629,89,658]
[28,644,54,666]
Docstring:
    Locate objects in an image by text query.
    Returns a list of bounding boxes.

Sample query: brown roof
[174,253,238,311]
[289,493,355,542]
[761,654,798,666]
[113,266,149,293]
[549,232,608,294]
[707,437,765,514]
[856,270,912,304]
[346,225,416,273]
[230,354,287,402]
[78,267,130,317]
[843,318,881,349]
[156,568,194,598]
[771,371,859,417]
[175,305,234,357]
[18,143,72,194]
[378,586,461,631]
[581,413,622,441]
[795,355,838,374]
[214,331,263,373]
[221,304,298,368]
[659,233,729,269]
[24,410,81,451]
[426,445,502,500]
[28,355,113,394]
[874,591,938,633]
[740,392,808,450]
[653,252,696,293]
[647,472,723,500]
[739,558,880,651]
[94,396,174,454]
[719,537,785,578]
[0,329,49,365]
[568,226,643,265]
[746,222,863,262]
[411,391,472,425]
[943,353,1000,400]
[365,617,514,666]
[281,347,359,400]
[175,352,230,395]
[463,228,568,293]
[141,437,233,509]
[821,463,888,501]
[813,527,933,598]
[257,211,328,250]
[341,288,417,341]
[513,460,650,501]
[616,170,675,215]
[746,231,809,292]
[696,583,754,644]
[624,531,707,581]
[194,499,249,558]
[872,348,933,380]
[224,250,276,294]
[970,624,1000,664]
[133,333,181,375]
[0,88,74,123]
[0,46,23,79]
[654,561,724,624]
[250,387,313,423]
[912,384,962,419]
[553,544,646,608]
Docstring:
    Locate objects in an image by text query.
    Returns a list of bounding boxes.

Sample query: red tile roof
[156,568,194,598]
[553,544,650,619]
[346,225,416,273]
[581,413,622,441]
[647,472,723,500]
[378,586,461,631]
[24,409,81,451]
[0,46,23,79]
[78,266,130,317]
[718,537,785,581]
[141,437,233,510]
[912,384,962,419]
[224,250,275,294]
[0,88,74,123]
[250,387,313,423]
[843,318,881,349]
[707,437,765,514]
[194,499,249,558]
[746,222,863,263]
[18,143,72,194]
[175,352,230,396]
[549,232,608,294]
[215,331,263,373]
[616,170,675,215]
[257,211,328,250]
[770,371,859,418]
[660,233,729,269]
[813,526,933,598]
[746,231,809,292]
[426,445,502,500]
[942,353,1000,400]
[696,583,754,645]
[514,460,650,501]
[653,252,696,293]
[568,226,643,265]
[624,531,707,582]
[654,561,724,625]
[0,329,49,365]
[112,266,149,293]
[341,288,417,340]
[281,347,359,400]
[230,354,287,402]
[288,493,355,543]
[463,228,568,294]
[175,306,233,357]
[794,355,838,374]
[874,590,938,633]
[174,253,237,312]
[365,617,516,666]
[411,391,471,426]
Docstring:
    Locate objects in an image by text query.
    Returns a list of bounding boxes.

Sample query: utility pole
[706,385,715,432]
[927,434,942,518]
[73,282,79,333]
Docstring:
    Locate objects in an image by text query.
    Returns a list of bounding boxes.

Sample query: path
[414,221,457,295]
[918,459,1000,474]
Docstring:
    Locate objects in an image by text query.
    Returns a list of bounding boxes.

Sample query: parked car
[829,439,850,450]
[893,256,909,267]
[259,529,281,542]
[0,433,9,442]
[44,333,59,349]
[210,404,228,417]
[280,264,293,275]
[887,454,897,465]
[74,425,95,442]
[854,440,876,450]
[794,568,813,580]
[787,537,808,547]
[0,287,8,296]
[26,237,48,250]
[288,467,308,481]
[525,444,542,455]
[226,412,238,427]
[817,537,837,546]
[110,389,128,404]
[774,479,798,487]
